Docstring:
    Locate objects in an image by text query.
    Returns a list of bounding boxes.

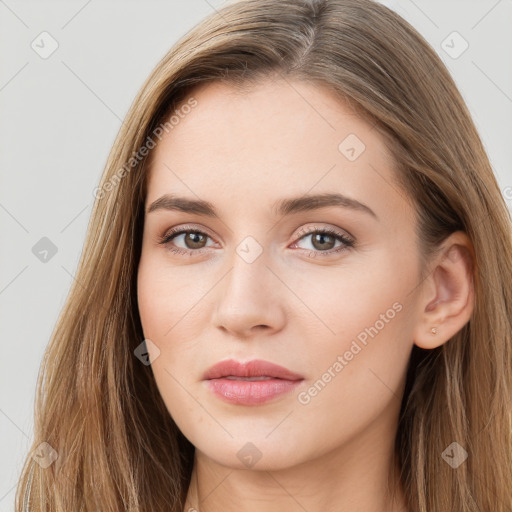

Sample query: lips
[202,359,304,381]
[203,359,304,405]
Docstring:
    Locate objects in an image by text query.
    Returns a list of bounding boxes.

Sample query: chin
[192,433,310,472]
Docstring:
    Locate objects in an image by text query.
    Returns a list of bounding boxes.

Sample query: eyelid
[160,223,218,242]
[160,223,352,242]
[294,223,354,241]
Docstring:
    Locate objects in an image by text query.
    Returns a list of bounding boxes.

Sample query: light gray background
[0,1,511,510]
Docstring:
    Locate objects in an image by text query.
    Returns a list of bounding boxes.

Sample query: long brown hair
[16,0,512,510]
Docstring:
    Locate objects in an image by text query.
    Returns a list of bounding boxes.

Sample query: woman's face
[137,78,422,470]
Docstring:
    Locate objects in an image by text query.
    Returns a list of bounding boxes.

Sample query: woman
[16,0,512,510]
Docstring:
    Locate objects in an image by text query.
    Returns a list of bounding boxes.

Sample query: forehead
[145,78,405,220]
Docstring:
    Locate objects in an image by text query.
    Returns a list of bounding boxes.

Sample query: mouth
[203,358,304,381]
[203,359,304,405]
[223,376,276,381]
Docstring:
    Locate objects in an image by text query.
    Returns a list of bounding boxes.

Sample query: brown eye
[291,227,354,257]
[182,232,208,249]
[310,232,336,251]
[158,228,215,255]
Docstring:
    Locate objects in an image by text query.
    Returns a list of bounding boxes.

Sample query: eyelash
[157,225,355,258]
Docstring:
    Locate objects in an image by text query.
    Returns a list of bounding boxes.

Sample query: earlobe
[414,232,475,350]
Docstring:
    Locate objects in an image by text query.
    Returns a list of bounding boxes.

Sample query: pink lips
[203,359,304,405]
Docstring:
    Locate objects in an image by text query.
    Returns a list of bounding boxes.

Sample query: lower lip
[205,378,303,405]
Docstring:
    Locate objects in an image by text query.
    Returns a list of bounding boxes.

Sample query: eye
[290,226,354,257]
[158,225,216,256]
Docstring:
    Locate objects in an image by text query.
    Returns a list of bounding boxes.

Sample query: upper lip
[203,359,304,381]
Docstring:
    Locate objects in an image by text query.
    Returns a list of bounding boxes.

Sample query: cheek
[291,254,414,400]
[136,255,202,431]
[137,256,165,340]
[136,252,214,370]
[289,272,413,455]
[136,253,196,339]
[292,254,412,344]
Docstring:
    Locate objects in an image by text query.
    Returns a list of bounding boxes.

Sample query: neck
[183,419,408,512]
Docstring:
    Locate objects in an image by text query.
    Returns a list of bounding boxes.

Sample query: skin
[137,77,475,512]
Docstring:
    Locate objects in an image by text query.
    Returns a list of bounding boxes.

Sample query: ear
[413,231,475,349]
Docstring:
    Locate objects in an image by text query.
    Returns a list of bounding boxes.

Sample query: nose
[212,253,286,339]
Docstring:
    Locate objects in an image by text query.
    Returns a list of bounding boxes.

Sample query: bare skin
[137,77,474,512]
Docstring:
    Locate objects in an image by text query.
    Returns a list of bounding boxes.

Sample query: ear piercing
[431,327,438,335]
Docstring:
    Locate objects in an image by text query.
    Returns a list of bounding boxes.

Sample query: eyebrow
[146,192,378,220]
